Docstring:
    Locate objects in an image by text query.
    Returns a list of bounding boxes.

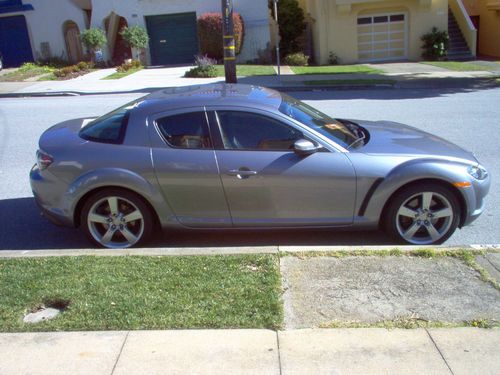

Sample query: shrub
[18,62,39,72]
[197,12,244,61]
[269,0,306,56]
[53,61,94,78]
[81,28,107,63]
[116,59,142,73]
[328,52,340,65]
[421,27,449,61]
[121,25,149,60]
[37,57,70,68]
[120,25,149,49]
[283,52,309,66]
[76,61,94,70]
[184,55,217,78]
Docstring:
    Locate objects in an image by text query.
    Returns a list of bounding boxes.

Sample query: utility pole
[273,0,281,80]
[221,0,237,83]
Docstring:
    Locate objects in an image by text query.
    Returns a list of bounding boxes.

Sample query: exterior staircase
[447,7,474,60]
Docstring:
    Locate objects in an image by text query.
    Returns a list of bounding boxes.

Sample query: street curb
[1,76,497,98]
[0,244,498,258]
[0,84,395,98]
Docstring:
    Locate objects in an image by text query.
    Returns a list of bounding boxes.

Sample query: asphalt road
[0,86,498,250]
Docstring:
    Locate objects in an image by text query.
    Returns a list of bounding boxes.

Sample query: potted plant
[120,25,149,64]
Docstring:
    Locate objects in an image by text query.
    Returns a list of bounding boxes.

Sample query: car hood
[352,120,477,163]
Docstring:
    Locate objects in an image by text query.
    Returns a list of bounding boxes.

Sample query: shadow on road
[0,197,393,251]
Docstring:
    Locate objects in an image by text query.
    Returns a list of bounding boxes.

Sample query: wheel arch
[73,186,161,230]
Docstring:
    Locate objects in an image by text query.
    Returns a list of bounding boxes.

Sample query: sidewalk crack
[425,328,454,375]
[485,255,500,274]
[111,331,130,375]
[276,331,283,375]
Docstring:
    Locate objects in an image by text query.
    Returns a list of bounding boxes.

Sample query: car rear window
[79,99,142,144]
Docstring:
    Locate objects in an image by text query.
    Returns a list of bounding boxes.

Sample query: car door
[149,108,231,227]
[207,108,357,227]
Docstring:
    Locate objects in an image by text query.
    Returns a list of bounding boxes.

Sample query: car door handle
[227,169,258,179]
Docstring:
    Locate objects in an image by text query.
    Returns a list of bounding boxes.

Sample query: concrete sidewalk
[0,328,498,374]
[1,61,498,96]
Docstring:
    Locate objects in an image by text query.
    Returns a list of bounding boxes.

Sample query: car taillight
[36,150,53,170]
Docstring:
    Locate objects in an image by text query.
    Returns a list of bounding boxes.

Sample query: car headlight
[467,165,488,180]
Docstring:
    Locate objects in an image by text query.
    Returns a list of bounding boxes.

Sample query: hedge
[197,12,244,61]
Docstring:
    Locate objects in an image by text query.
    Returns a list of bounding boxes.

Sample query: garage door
[0,15,34,68]
[357,13,407,62]
[145,12,199,66]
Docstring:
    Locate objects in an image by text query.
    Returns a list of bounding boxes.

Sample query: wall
[90,0,272,64]
[0,0,88,61]
[462,0,500,57]
[304,0,448,64]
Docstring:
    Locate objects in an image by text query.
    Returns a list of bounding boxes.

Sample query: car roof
[139,83,283,113]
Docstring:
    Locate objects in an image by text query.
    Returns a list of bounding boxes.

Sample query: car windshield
[278,94,359,149]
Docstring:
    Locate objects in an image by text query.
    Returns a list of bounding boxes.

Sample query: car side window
[156,112,212,149]
[215,111,303,151]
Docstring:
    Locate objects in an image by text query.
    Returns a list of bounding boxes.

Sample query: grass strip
[0,63,54,82]
[0,254,282,332]
[102,67,143,80]
[303,79,395,86]
[214,65,276,77]
[291,65,383,75]
[421,61,491,72]
[320,317,499,329]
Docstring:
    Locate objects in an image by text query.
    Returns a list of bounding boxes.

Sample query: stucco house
[0,0,271,68]
[0,0,87,67]
[462,0,500,58]
[300,0,478,64]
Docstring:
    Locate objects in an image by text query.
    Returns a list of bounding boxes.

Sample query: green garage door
[145,12,199,65]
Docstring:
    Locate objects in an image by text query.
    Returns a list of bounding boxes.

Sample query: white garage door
[357,13,407,62]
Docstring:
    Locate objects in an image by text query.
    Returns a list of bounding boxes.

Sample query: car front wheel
[81,189,153,249]
[384,184,460,245]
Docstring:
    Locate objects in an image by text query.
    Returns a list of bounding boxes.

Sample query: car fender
[361,158,476,224]
[62,168,177,227]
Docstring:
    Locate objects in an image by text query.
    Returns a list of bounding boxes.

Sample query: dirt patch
[281,256,500,329]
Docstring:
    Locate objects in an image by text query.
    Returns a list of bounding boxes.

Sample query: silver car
[30,84,490,248]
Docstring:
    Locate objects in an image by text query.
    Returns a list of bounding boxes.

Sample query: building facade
[0,0,87,67]
[302,0,452,64]
[0,0,271,67]
[462,0,500,58]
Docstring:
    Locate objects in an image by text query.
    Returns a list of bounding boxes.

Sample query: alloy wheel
[87,195,145,248]
[395,191,454,245]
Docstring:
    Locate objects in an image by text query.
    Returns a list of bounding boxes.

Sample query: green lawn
[421,61,492,71]
[214,65,276,77]
[102,67,143,80]
[291,65,383,75]
[0,63,54,82]
[0,255,282,332]
[303,79,395,86]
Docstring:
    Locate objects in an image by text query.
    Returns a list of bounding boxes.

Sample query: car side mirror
[294,139,320,156]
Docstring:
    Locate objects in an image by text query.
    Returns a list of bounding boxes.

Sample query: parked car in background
[30,84,490,249]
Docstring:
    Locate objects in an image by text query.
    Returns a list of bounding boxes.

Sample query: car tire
[384,183,460,245]
[80,189,153,249]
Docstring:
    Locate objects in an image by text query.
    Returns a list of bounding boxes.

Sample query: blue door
[145,12,198,66]
[0,15,33,67]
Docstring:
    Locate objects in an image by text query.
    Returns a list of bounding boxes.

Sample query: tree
[269,0,305,56]
[121,25,149,60]
[80,28,107,62]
